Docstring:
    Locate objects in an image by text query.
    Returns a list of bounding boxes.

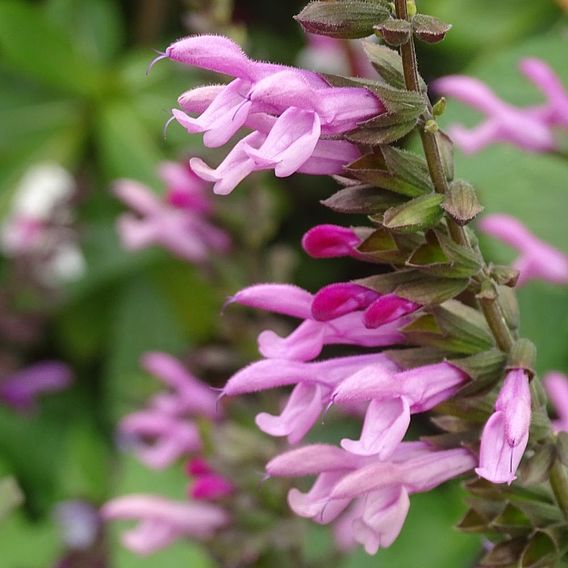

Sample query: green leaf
[0,0,102,95]
[383,193,444,232]
[294,1,391,39]
[321,185,405,214]
[46,0,123,63]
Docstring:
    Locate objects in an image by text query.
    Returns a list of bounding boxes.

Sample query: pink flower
[0,362,72,411]
[223,353,399,444]
[331,362,469,458]
[142,352,219,420]
[114,165,230,263]
[267,442,475,553]
[228,283,406,361]
[479,214,568,286]
[119,410,201,470]
[101,495,229,555]
[302,224,370,259]
[186,457,234,501]
[544,371,568,433]
[435,58,568,154]
[476,369,532,485]
[158,35,382,192]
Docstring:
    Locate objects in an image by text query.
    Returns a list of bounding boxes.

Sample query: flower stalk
[395,0,568,524]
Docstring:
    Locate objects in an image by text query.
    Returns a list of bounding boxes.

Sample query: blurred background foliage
[0,0,567,566]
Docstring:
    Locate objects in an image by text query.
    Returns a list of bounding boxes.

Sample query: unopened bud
[406,0,417,18]
[433,97,446,117]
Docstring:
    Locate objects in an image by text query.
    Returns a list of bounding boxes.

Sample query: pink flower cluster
[157,35,378,194]
[103,353,231,555]
[435,58,568,154]
[114,161,230,263]
[221,276,478,551]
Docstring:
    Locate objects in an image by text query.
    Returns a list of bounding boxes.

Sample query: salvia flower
[267,443,475,553]
[479,214,568,286]
[157,35,383,192]
[435,58,568,154]
[476,368,532,485]
[544,371,568,433]
[114,162,230,262]
[118,352,220,469]
[101,495,229,555]
[186,458,234,501]
[0,361,72,412]
[227,283,406,362]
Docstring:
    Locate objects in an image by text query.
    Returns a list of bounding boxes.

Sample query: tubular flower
[156,35,383,192]
[476,368,532,485]
[114,161,230,263]
[330,362,470,458]
[479,214,568,286]
[118,353,220,469]
[434,58,568,154]
[267,443,475,553]
[223,353,399,444]
[227,283,407,362]
[101,495,229,555]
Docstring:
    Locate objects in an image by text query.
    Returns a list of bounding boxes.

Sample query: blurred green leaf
[0,512,60,567]
[0,0,102,95]
[46,0,124,63]
[96,100,162,186]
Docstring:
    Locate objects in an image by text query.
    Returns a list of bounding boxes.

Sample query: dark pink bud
[186,457,212,477]
[190,474,234,501]
[302,224,361,258]
[311,283,380,321]
[363,295,420,328]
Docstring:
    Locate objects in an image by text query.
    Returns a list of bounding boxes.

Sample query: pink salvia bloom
[267,443,475,552]
[223,354,399,444]
[302,224,366,259]
[544,372,568,432]
[114,177,230,262]
[363,294,421,328]
[190,474,234,501]
[101,495,229,555]
[162,35,382,191]
[142,352,219,420]
[159,161,211,213]
[311,283,380,321]
[332,362,469,458]
[119,410,201,469]
[476,369,532,485]
[479,214,568,286]
[228,283,406,361]
[0,362,72,411]
[434,76,554,154]
[186,457,213,476]
[435,58,568,154]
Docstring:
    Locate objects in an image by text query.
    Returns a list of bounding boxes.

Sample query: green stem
[394,0,568,522]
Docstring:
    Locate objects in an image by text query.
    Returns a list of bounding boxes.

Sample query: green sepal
[480,537,527,566]
[442,179,484,226]
[521,531,558,568]
[449,349,507,394]
[383,193,444,233]
[346,117,419,145]
[375,17,412,46]
[518,443,556,485]
[412,13,452,43]
[345,152,429,197]
[437,131,455,181]
[457,508,494,534]
[294,1,391,39]
[320,185,405,214]
[382,346,451,369]
[557,432,568,468]
[380,145,434,194]
[490,504,533,537]
[357,227,419,264]
[356,269,470,305]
